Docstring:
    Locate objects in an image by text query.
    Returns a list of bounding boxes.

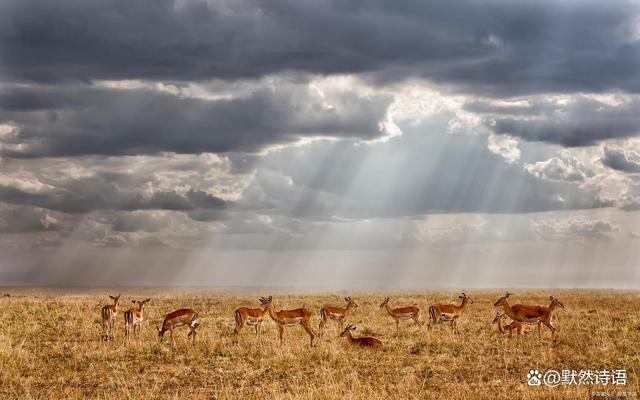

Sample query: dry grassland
[0,289,638,399]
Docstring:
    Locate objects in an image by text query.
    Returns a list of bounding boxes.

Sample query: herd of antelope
[100,292,565,348]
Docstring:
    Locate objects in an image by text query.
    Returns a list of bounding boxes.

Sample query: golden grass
[0,289,638,399]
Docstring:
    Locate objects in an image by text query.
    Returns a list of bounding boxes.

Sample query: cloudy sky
[1,0,640,288]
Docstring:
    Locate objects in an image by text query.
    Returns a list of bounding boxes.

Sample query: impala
[494,293,564,341]
[157,308,199,347]
[379,297,421,337]
[124,298,150,340]
[491,312,532,336]
[339,324,382,348]
[232,298,270,346]
[100,294,120,341]
[261,296,316,347]
[428,292,473,333]
[318,297,358,336]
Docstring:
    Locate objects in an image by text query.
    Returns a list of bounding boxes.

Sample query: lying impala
[494,293,564,341]
[232,298,270,346]
[491,312,532,336]
[318,297,358,336]
[157,308,199,347]
[380,297,422,337]
[101,294,120,341]
[124,298,150,340]
[428,292,473,333]
[339,324,382,348]
[261,296,316,347]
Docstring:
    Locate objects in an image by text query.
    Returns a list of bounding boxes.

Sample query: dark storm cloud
[477,96,640,147]
[1,0,639,95]
[0,172,227,214]
[601,146,640,173]
[0,84,392,157]
[0,205,61,233]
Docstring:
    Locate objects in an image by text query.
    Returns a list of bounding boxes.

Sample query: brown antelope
[339,324,383,348]
[318,297,358,336]
[491,312,532,336]
[157,308,199,348]
[261,296,316,347]
[101,294,120,341]
[428,292,473,333]
[232,298,270,346]
[124,298,150,340]
[494,293,564,341]
[379,297,422,337]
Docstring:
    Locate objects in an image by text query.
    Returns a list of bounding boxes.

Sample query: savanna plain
[0,289,638,399]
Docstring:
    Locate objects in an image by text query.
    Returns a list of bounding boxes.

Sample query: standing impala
[379,297,422,337]
[157,308,199,348]
[494,293,564,341]
[232,298,270,346]
[318,297,358,336]
[492,312,532,336]
[124,298,150,340]
[261,296,316,347]
[428,292,473,333]
[101,294,120,341]
[339,324,383,348]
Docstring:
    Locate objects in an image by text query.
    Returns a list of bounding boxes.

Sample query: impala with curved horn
[494,293,564,341]
[428,292,473,334]
[261,296,316,347]
[124,298,150,340]
[100,294,120,341]
[157,308,199,347]
[232,297,271,346]
[319,297,358,336]
[339,324,382,348]
[379,297,421,337]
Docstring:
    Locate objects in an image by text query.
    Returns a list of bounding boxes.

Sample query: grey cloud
[0,205,61,233]
[0,84,392,157]
[111,211,171,233]
[0,175,227,214]
[1,0,639,95]
[532,216,618,241]
[482,96,640,147]
[601,146,640,173]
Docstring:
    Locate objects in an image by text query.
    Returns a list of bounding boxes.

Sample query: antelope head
[459,292,474,304]
[260,295,273,310]
[345,297,358,308]
[340,323,357,337]
[109,294,121,305]
[494,292,511,307]
[379,297,390,308]
[492,312,504,324]
[549,296,565,309]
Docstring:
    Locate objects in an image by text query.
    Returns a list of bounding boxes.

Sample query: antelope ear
[156,326,160,332]
[549,296,555,301]
[144,298,151,303]
[351,326,356,331]
[345,297,349,302]
[132,300,137,304]
[109,295,115,300]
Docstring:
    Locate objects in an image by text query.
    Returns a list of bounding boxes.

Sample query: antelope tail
[428,305,436,323]
[124,310,133,327]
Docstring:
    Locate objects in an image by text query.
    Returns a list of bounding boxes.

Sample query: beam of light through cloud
[1,1,640,289]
